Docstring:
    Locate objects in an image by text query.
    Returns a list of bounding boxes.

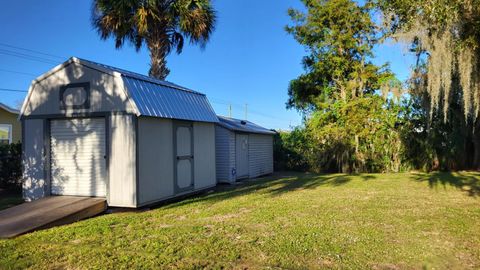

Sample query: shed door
[50,118,107,197]
[236,134,249,179]
[175,123,194,193]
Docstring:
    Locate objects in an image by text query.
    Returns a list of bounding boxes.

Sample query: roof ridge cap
[75,57,205,96]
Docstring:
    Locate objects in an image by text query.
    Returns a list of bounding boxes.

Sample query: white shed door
[50,118,107,197]
[236,134,249,179]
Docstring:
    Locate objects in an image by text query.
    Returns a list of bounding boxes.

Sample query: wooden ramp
[0,196,106,238]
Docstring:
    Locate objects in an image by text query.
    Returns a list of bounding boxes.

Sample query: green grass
[1,172,479,269]
[0,191,23,211]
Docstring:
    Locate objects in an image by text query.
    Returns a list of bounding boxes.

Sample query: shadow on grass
[161,172,376,210]
[412,171,480,197]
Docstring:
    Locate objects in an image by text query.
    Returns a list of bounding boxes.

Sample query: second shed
[215,116,275,184]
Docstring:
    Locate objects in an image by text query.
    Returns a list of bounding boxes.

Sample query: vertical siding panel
[229,131,236,182]
[137,117,174,205]
[194,122,216,189]
[22,119,46,201]
[108,114,137,207]
[248,134,274,178]
[215,126,234,183]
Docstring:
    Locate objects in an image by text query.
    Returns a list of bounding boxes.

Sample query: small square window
[0,124,12,144]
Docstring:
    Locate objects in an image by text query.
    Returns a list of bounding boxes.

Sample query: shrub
[273,128,310,172]
[0,142,22,189]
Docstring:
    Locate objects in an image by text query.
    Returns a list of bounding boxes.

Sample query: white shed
[215,116,275,184]
[21,57,218,208]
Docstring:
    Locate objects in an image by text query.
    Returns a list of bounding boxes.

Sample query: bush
[274,97,410,173]
[273,128,310,171]
[0,142,22,189]
[305,97,407,173]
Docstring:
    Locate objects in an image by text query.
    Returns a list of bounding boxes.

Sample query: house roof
[0,103,20,114]
[217,116,276,135]
[22,57,219,123]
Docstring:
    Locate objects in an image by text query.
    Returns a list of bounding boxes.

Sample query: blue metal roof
[78,58,218,123]
[217,116,276,135]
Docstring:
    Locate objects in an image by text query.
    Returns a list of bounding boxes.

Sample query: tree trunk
[473,119,480,170]
[147,31,170,80]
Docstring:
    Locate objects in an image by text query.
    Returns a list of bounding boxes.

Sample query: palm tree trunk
[147,33,170,80]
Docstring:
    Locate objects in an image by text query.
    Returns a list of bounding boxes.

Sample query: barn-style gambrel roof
[21,57,219,123]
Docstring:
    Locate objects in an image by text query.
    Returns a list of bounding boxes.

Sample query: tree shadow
[267,172,377,196]
[267,173,348,195]
[23,59,131,200]
[412,171,480,197]
[160,171,375,209]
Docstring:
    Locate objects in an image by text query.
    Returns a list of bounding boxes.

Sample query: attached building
[0,103,21,144]
[21,57,218,207]
[215,116,275,184]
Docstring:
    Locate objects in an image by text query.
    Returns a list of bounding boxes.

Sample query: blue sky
[0,0,415,130]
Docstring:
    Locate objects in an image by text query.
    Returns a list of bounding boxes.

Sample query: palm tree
[92,0,216,79]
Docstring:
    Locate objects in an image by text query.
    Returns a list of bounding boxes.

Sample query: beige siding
[22,62,135,117]
[137,117,174,205]
[22,119,46,201]
[108,114,136,207]
[248,134,274,178]
[0,108,21,143]
[194,122,216,189]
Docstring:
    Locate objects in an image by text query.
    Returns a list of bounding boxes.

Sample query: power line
[0,88,298,126]
[0,68,37,77]
[210,98,290,122]
[0,46,290,123]
[0,43,298,127]
[209,97,244,108]
[0,49,60,65]
[0,88,28,93]
[211,100,295,125]
[0,42,65,60]
[249,108,288,121]
[0,51,58,65]
[211,101,292,122]
[0,88,298,127]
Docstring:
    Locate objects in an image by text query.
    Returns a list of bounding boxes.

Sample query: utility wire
[0,91,296,126]
[0,43,298,127]
[0,88,28,93]
[212,101,290,122]
[0,51,58,65]
[210,98,286,122]
[209,97,244,108]
[0,42,65,60]
[0,68,37,77]
[210,100,291,122]
[0,49,60,65]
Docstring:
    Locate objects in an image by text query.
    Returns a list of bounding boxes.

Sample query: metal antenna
[228,104,232,118]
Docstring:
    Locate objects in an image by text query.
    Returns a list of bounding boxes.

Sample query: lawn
[0,172,479,269]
